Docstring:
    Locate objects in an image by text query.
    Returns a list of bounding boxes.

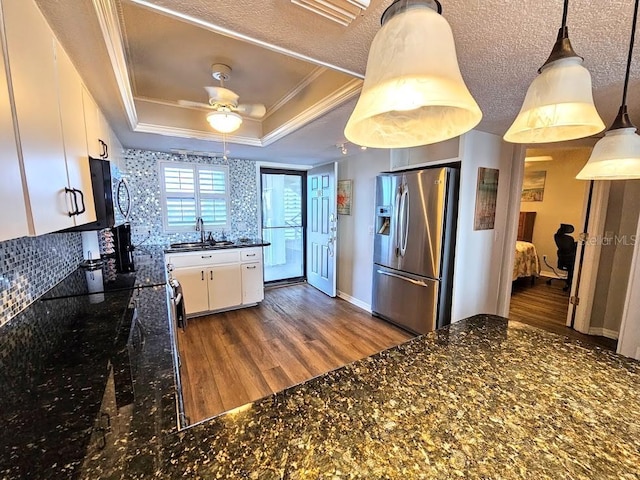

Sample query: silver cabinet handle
[210,271,213,280]
[245,253,256,257]
[376,269,429,287]
[246,265,257,269]
[201,271,204,281]
[201,255,212,259]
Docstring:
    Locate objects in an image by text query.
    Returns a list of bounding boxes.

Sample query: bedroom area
[507,147,619,349]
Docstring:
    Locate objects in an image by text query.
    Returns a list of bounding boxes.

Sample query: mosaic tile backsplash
[0,233,83,327]
[121,149,259,246]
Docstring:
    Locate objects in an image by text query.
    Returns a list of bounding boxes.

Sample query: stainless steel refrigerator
[372,167,458,334]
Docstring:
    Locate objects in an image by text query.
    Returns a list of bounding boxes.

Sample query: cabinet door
[0,26,30,241]
[208,264,242,311]
[97,109,111,159]
[82,87,103,159]
[55,42,97,227]
[241,262,264,305]
[172,267,209,316]
[3,0,74,234]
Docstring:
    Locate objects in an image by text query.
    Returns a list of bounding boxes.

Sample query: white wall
[451,131,514,321]
[618,206,640,360]
[336,149,389,310]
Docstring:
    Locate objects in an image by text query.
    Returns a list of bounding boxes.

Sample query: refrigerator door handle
[400,188,409,256]
[376,269,429,287]
[394,188,402,256]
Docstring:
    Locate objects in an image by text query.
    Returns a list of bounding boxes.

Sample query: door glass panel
[261,172,304,282]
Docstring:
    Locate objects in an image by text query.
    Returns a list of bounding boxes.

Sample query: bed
[513,212,540,281]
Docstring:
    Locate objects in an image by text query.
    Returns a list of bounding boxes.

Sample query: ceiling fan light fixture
[344,0,482,149]
[577,0,640,180]
[206,110,243,133]
[504,0,604,144]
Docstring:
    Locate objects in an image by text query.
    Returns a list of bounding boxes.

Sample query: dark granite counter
[2,259,640,479]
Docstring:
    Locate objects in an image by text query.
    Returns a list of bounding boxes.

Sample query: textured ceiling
[35,0,640,164]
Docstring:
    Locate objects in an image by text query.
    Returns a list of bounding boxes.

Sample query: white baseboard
[337,290,371,313]
[588,327,619,340]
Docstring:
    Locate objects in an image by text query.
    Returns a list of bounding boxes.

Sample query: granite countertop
[1,255,640,479]
[164,238,270,254]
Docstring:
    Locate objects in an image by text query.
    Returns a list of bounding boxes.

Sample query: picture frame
[521,170,547,202]
[474,167,499,231]
[337,180,353,215]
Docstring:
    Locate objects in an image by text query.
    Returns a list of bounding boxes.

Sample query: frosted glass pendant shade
[206,110,242,133]
[344,4,482,148]
[576,128,640,179]
[504,57,605,143]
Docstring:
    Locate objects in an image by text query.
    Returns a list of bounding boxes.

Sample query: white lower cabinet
[242,262,264,305]
[167,247,264,317]
[208,264,242,311]
[171,266,210,316]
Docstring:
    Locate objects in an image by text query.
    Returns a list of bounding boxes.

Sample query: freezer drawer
[372,265,439,335]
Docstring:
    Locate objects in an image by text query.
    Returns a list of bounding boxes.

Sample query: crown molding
[135,123,263,147]
[92,0,137,129]
[261,78,362,146]
[263,66,326,120]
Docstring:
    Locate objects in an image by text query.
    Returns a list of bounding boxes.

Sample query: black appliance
[112,223,135,273]
[64,157,115,232]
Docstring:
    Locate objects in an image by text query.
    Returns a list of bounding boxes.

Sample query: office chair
[545,224,577,291]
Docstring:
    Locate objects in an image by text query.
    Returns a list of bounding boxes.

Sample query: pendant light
[577,0,640,180]
[504,0,605,144]
[344,0,482,149]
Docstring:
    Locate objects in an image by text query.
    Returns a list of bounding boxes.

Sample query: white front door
[307,162,337,297]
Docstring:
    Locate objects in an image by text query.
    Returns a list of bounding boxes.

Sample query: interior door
[307,162,337,297]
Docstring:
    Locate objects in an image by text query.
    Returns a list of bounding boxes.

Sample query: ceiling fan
[179,64,267,133]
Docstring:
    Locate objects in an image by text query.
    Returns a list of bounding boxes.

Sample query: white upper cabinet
[0,20,29,242]
[0,0,113,239]
[56,42,97,226]
[83,86,120,164]
[2,0,75,234]
[82,87,103,160]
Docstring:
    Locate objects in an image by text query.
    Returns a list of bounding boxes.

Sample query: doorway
[260,169,306,284]
[506,148,618,350]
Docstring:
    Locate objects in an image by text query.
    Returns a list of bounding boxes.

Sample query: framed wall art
[521,170,547,202]
[337,180,353,215]
[474,167,499,231]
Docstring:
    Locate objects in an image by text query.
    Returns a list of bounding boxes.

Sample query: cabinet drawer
[167,249,241,268]
[240,248,262,262]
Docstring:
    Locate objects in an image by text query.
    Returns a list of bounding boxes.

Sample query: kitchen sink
[169,242,207,249]
[169,241,236,249]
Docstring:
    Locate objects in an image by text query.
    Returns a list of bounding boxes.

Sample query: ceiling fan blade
[204,86,239,106]
[235,103,267,119]
[178,99,215,109]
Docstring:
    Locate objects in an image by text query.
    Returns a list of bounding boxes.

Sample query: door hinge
[570,296,580,306]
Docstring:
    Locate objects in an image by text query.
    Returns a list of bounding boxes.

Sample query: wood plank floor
[176,284,413,425]
[509,277,617,351]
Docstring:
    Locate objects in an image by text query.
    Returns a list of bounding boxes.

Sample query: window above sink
[159,161,230,233]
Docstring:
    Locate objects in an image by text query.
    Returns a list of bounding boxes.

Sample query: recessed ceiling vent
[291,0,370,26]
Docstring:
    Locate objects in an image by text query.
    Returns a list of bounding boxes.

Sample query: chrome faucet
[195,217,205,243]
